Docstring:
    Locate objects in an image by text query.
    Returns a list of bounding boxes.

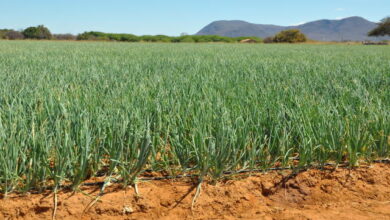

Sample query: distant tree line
[0,29,25,40]
[0,25,313,44]
[76,31,262,43]
[0,25,262,43]
[0,25,77,40]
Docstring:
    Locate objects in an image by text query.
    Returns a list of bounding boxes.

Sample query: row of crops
[0,41,389,194]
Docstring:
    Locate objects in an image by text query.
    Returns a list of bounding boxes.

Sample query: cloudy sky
[0,0,389,35]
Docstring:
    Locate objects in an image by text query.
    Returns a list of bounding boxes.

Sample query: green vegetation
[77,31,262,43]
[0,29,24,40]
[0,29,12,38]
[369,17,390,37]
[0,41,389,194]
[264,29,307,43]
[1,25,52,40]
[1,26,262,43]
[22,25,52,40]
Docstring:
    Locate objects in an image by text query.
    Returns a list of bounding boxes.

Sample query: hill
[196,17,389,41]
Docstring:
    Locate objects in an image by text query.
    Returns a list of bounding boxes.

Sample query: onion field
[0,41,389,194]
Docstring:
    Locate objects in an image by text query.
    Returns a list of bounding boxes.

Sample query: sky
[0,0,389,36]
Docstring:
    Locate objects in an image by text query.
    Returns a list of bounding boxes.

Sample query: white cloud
[291,21,306,26]
[335,16,348,20]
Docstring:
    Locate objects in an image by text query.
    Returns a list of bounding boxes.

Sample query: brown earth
[1,163,390,220]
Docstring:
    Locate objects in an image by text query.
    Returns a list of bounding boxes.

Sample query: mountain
[196,20,285,38]
[196,17,389,41]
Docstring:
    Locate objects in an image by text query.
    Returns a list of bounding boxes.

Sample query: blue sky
[0,0,389,35]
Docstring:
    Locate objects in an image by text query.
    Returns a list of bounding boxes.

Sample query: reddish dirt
[1,163,390,220]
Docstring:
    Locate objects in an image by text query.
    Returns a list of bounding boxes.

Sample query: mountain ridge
[196,17,389,41]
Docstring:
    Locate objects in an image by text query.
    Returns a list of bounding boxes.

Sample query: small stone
[123,206,134,214]
[261,182,275,196]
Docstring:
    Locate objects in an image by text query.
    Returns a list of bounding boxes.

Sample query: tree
[22,25,52,39]
[368,17,390,37]
[273,29,307,43]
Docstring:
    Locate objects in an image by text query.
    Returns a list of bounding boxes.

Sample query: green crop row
[0,41,389,194]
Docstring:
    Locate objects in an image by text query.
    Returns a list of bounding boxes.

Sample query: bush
[273,29,307,43]
[0,29,12,39]
[263,37,275,43]
[77,32,140,42]
[77,31,108,40]
[53,34,76,40]
[76,32,261,43]
[0,29,24,40]
[154,35,173,43]
[368,17,390,36]
[119,34,140,42]
[22,25,52,39]
[140,35,163,42]
[178,36,195,43]
[191,35,234,43]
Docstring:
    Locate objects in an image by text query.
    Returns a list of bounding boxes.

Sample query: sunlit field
[0,41,389,193]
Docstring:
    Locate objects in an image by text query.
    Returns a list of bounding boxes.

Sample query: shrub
[77,32,109,41]
[263,37,275,43]
[0,29,12,39]
[368,17,390,36]
[179,36,195,43]
[119,34,140,42]
[140,35,158,42]
[190,35,235,43]
[75,32,261,43]
[0,29,24,40]
[22,25,52,39]
[53,34,76,40]
[273,29,307,43]
[77,32,142,42]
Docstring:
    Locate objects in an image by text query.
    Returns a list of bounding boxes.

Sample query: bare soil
[1,163,390,220]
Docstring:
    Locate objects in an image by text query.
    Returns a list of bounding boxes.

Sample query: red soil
[1,163,390,220]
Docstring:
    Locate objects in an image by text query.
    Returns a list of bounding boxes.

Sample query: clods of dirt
[1,163,390,220]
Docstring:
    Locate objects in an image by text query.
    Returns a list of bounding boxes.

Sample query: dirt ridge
[1,163,390,220]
